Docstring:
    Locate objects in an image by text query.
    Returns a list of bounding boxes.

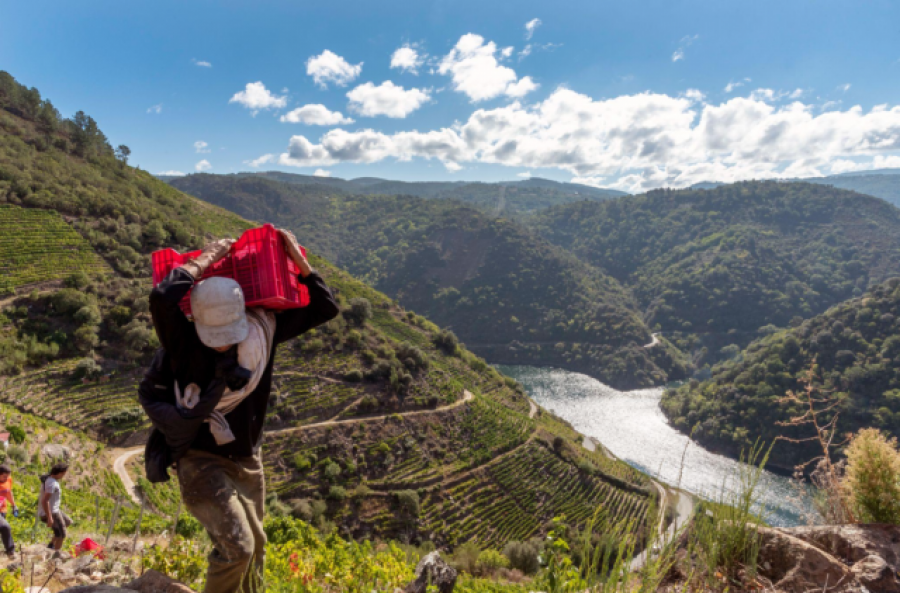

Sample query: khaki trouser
[177,449,266,593]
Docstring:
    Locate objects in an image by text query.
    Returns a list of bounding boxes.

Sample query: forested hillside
[169,173,689,389]
[0,70,658,550]
[236,171,626,217]
[531,182,900,370]
[661,278,900,470]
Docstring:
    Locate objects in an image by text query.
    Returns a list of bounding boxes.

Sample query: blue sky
[4,0,900,190]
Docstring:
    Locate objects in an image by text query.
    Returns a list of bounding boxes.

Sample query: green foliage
[843,428,900,524]
[6,425,25,444]
[6,444,26,466]
[143,537,206,589]
[476,549,510,574]
[662,278,900,467]
[394,489,420,516]
[502,540,541,575]
[533,181,900,370]
[343,297,373,326]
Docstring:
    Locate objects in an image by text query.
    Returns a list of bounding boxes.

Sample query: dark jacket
[139,267,339,482]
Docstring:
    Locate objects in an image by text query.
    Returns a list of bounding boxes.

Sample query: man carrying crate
[139,229,339,593]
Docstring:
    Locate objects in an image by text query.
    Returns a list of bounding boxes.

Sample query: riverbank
[498,365,818,527]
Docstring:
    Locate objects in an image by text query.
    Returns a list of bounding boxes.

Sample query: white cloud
[280,104,355,125]
[347,81,431,118]
[445,161,463,172]
[518,45,532,60]
[524,18,542,40]
[390,45,424,74]
[789,88,805,99]
[157,170,185,176]
[194,140,210,153]
[269,89,900,193]
[672,34,698,63]
[147,104,163,114]
[195,159,212,172]
[229,82,287,114]
[438,34,539,102]
[246,154,276,168]
[501,46,514,59]
[839,83,852,92]
[517,171,532,178]
[192,59,212,68]
[313,168,332,177]
[684,89,705,102]
[725,78,751,93]
[830,155,900,174]
[307,50,362,88]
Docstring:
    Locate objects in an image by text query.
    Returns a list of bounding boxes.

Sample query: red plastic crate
[151,224,310,318]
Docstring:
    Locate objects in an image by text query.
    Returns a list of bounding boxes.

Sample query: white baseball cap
[190,277,249,348]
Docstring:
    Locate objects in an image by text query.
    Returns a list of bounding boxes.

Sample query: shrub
[394,490,420,517]
[502,540,541,574]
[292,453,311,472]
[476,549,510,574]
[289,498,313,521]
[432,329,459,355]
[452,541,481,574]
[843,428,900,524]
[175,514,203,538]
[323,461,341,481]
[7,426,25,444]
[72,358,102,380]
[327,485,347,501]
[343,369,363,382]
[8,444,28,466]
[343,297,373,327]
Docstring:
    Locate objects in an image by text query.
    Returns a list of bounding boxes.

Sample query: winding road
[643,333,661,348]
[112,446,144,505]
[111,390,477,497]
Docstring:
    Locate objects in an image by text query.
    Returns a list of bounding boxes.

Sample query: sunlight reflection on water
[497,365,819,527]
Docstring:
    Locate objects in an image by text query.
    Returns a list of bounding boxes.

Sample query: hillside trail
[268,389,475,436]
[111,446,144,505]
[110,390,477,503]
[643,333,661,348]
[528,398,538,418]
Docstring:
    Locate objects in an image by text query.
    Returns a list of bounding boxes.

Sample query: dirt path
[268,389,475,436]
[528,398,538,419]
[111,446,145,505]
[644,333,661,348]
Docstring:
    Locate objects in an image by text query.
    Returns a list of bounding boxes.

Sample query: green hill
[0,70,657,549]
[661,278,900,470]
[168,173,689,389]
[531,181,900,371]
[227,170,626,217]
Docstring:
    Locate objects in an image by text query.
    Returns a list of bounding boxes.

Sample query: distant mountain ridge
[689,169,900,209]
[173,171,628,217]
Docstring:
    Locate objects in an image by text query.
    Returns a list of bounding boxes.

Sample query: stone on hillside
[61,569,195,592]
[757,527,855,593]
[783,524,900,593]
[42,444,71,459]
[405,551,457,593]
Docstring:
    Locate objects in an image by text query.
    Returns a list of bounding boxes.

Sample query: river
[497,365,819,527]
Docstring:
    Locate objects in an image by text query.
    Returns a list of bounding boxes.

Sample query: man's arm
[273,229,340,345]
[41,491,52,526]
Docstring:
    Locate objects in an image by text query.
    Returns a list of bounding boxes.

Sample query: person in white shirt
[38,463,71,551]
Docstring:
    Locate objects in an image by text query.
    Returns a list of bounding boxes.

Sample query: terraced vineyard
[0,205,107,294]
[0,361,146,439]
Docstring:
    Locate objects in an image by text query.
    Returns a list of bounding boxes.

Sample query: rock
[60,570,196,592]
[123,569,196,592]
[42,444,71,459]
[783,524,900,593]
[757,526,857,593]
[404,551,457,593]
[23,544,54,561]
